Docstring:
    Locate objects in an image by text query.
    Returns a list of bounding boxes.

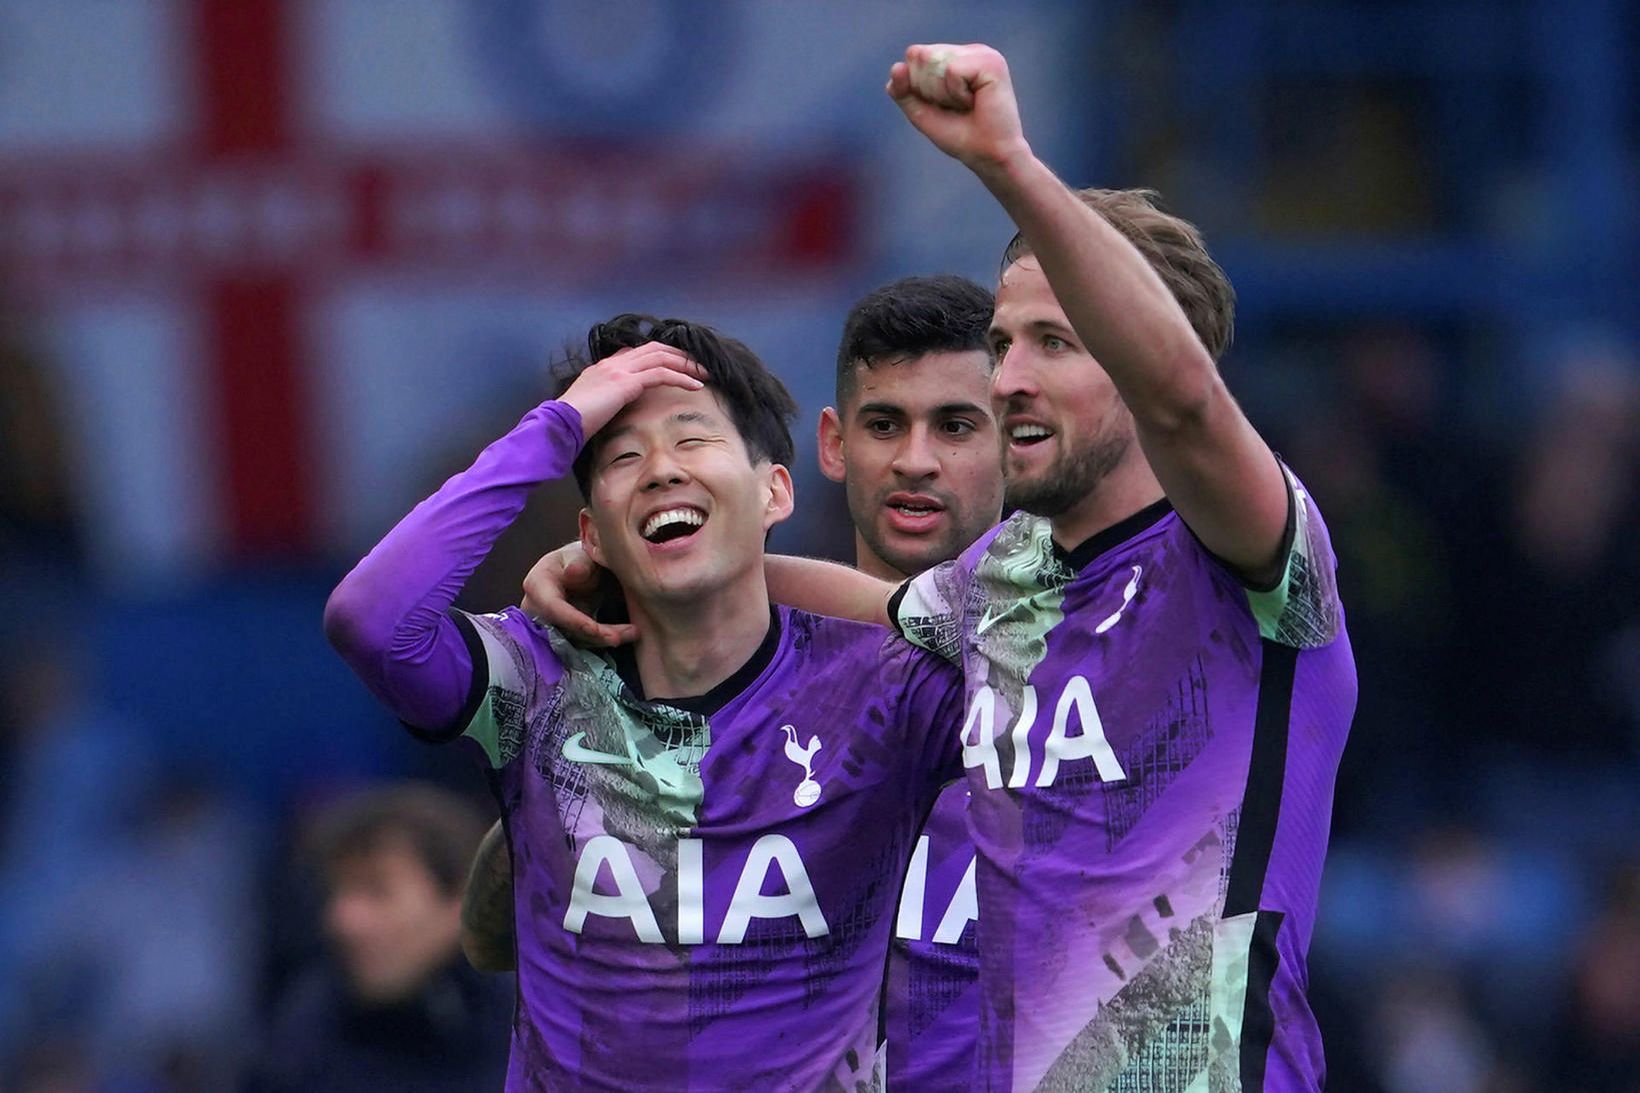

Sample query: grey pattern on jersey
[1247,467,1343,649]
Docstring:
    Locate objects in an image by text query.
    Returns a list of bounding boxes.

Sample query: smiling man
[763,44,1357,1091]
[464,279,1005,1087]
[324,314,963,1091]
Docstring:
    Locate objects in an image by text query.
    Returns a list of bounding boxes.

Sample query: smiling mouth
[1009,423,1053,448]
[641,507,706,544]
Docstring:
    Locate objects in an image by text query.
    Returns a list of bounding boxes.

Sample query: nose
[641,448,690,491]
[991,345,1038,402]
[891,423,941,480]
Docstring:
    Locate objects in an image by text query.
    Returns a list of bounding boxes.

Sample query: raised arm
[323,344,704,730]
[461,820,517,973]
[888,44,1289,582]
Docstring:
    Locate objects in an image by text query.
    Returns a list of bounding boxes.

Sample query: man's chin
[872,533,958,579]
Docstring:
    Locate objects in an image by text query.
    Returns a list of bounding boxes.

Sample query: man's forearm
[766,556,893,626]
[323,400,584,729]
[461,820,518,973]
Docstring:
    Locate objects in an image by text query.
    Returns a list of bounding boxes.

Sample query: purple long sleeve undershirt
[323,399,584,731]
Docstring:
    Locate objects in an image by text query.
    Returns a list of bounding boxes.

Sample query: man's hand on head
[556,343,707,438]
[886,44,1030,177]
[521,541,637,647]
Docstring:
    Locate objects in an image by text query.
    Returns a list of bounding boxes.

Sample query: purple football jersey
[326,400,965,1091]
[891,471,1357,1091]
[461,605,962,1092]
[885,784,979,1090]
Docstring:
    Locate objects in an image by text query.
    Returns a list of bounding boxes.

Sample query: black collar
[610,606,782,717]
[1054,498,1174,572]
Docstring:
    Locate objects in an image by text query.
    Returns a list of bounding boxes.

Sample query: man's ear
[763,464,795,530]
[817,407,847,483]
[577,508,605,567]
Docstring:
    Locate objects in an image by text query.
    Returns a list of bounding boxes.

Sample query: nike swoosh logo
[562,732,635,767]
[975,604,1010,636]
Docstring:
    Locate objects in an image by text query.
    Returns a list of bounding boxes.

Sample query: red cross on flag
[0,0,865,586]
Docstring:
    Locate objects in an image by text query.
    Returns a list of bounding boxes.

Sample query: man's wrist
[966,139,1037,189]
[540,398,586,454]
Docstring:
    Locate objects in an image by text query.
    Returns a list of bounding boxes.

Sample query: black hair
[309,784,489,897]
[549,313,798,497]
[834,275,995,408]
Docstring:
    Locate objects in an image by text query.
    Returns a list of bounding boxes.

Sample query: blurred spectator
[0,644,258,1091]
[1552,861,1640,1092]
[242,784,511,1093]
[0,312,81,563]
[1453,348,1640,759]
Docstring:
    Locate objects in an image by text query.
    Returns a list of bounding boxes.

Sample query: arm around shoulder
[765,555,894,626]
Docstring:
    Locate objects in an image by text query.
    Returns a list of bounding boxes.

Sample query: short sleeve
[889,558,974,664]
[448,607,565,768]
[899,647,966,788]
[1243,464,1345,649]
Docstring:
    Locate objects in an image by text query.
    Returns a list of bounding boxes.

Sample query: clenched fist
[886,43,1029,175]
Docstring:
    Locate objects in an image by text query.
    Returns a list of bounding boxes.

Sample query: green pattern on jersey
[458,612,707,838]
[544,630,708,835]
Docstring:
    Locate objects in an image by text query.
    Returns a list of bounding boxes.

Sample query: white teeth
[1011,424,1051,441]
[642,507,705,540]
[893,505,935,515]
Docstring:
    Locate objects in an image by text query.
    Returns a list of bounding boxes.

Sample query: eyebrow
[600,409,721,445]
[855,400,988,417]
[989,318,1074,339]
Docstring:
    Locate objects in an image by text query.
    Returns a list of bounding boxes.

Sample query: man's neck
[1048,458,1166,552]
[853,534,909,583]
[625,575,775,700]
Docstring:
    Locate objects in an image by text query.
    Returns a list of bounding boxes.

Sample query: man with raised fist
[784,43,1357,1091]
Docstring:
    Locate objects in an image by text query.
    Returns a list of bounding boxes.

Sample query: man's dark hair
[309,784,489,897]
[549,313,798,497]
[834,275,995,408]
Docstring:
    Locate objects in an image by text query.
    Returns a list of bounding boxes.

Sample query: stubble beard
[1004,427,1133,519]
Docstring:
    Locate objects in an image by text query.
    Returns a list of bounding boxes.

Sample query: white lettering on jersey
[960,676,1127,790]
[677,837,705,944]
[1038,675,1127,785]
[896,835,980,943]
[563,834,664,942]
[1006,684,1039,789]
[896,834,930,939]
[563,834,829,945]
[718,834,830,943]
[961,685,1002,788]
[931,857,978,943]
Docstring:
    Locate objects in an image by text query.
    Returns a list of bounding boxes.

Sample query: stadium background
[0,1,1635,1089]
